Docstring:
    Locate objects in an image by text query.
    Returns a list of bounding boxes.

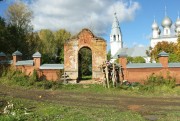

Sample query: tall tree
[38,29,71,63]
[4,1,34,58]
[0,17,6,52]
[6,1,33,32]
[54,29,71,63]
[38,29,55,63]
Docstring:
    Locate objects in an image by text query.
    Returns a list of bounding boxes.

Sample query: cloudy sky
[0,0,180,50]
[29,0,140,36]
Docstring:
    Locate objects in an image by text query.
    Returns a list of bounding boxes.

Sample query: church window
[113,35,116,41]
[166,29,168,35]
[118,35,119,41]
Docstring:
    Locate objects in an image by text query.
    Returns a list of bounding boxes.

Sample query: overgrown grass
[0,70,180,120]
[1,96,180,121]
[0,97,145,121]
[139,73,176,94]
[0,67,63,90]
[0,68,180,96]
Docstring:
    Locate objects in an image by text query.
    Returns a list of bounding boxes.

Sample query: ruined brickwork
[64,28,107,81]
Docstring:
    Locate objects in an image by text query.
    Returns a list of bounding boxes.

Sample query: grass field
[0,70,180,120]
[0,83,180,121]
[0,97,145,121]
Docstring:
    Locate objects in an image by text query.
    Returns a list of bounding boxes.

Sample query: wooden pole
[105,65,110,88]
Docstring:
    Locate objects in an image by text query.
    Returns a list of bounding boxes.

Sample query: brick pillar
[32,52,41,70]
[118,52,127,81]
[158,51,169,68]
[12,50,22,66]
[0,52,6,61]
[118,52,127,69]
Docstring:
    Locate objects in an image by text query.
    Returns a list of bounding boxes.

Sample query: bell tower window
[113,35,116,41]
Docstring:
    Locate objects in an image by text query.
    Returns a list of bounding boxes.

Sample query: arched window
[166,29,168,35]
[118,35,119,41]
[113,35,116,41]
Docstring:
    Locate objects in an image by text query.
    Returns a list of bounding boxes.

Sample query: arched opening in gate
[78,47,92,80]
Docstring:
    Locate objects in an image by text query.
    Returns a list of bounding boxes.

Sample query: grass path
[0,84,180,120]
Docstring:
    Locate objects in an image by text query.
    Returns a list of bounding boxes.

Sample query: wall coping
[16,60,34,66]
[126,63,162,68]
[40,64,64,70]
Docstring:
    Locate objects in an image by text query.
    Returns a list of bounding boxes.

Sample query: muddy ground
[0,84,180,119]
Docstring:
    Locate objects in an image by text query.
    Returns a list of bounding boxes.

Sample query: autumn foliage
[150,35,180,62]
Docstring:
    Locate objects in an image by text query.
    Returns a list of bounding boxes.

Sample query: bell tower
[110,13,123,57]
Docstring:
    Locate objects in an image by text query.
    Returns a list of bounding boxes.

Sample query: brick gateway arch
[64,28,107,82]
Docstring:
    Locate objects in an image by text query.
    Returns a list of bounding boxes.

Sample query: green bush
[127,56,145,63]
[0,67,63,89]
[140,73,176,92]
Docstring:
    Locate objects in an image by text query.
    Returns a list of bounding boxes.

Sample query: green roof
[12,50,22,56]
[0,52,6,57]
[16,60,33,66]
[127,63,162,68]
[168,63,180,67]
[40,64,64,70]
[33,52,41,58]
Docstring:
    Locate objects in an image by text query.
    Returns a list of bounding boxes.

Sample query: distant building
[110,13,123,57]
[112,46,150,63]
[150,12,180,48]
[110,13,150,63]
[110,10,180,63]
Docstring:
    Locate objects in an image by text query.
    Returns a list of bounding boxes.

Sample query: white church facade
[150,14,180,48]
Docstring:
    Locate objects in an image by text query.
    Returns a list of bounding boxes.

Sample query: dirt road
[0,84,180,116]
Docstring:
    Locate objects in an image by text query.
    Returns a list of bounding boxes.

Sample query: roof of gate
[69,28,106,42]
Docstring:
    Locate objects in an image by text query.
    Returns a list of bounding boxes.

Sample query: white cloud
[29,0,140,36]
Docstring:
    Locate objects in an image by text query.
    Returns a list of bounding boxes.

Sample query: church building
[150,12,180,48]
[110,13,123,57]
[110,13,149,63]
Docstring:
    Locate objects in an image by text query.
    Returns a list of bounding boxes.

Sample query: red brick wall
[120,68,180,84]
[16,66,34,76]
[122,68,162,83]
[39,70,61,81]
[119,56,180,84]
[168,68,180,84]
